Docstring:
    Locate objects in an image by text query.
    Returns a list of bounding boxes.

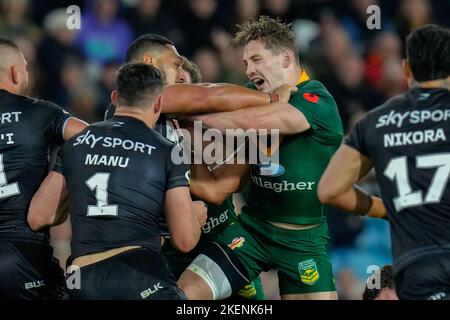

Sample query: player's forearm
[28,172,68,230]
[189,164,229,205]
[320,185,387,219]
[162,83,271,115]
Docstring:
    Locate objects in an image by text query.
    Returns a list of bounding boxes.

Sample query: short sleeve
[345,116,369,157]
[37,100,71,145]
[289,87,343,145]
[166,145,190,189]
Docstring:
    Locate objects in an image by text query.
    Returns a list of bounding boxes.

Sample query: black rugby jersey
[61,116,189,259]
[0,89,70,242]
[346,87,450,274]
[106,104,180,237]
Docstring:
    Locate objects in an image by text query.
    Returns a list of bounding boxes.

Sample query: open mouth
[251,78,265,88]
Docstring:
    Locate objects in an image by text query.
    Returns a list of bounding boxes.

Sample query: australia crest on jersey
[298,259,320,285]
[228,237,245,250]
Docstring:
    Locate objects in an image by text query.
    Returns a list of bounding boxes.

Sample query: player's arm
[27,171,69,231]
[191,102,311,135]
[63,117,88,140]
[317,144,387,219]
[161,83,286,115]
[165,187,207,253]
[190,163,250,205]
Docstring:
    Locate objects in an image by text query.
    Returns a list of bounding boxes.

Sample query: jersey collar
[296,70,310,86]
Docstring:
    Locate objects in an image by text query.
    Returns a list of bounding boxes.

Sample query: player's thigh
[270,223,336,297]
[395,254,450,300]
[0,240,66,300]
[222,275,265,301]
[180,221,270,299]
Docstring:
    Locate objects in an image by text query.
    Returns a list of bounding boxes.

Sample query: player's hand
[273,84,298,103]
[192,200,208,227]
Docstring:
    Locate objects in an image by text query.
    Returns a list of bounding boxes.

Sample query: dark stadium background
[1,0,448,300]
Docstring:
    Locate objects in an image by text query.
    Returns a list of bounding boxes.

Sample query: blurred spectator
[340,0,395,53]
[126,0,183,45]
[0,0,40,42]
[229,0,261,32]
[395,0,432,40]
[261,0,293,22]
[67,84,101,123]
[97,60,120,114]
[38,8,84,100]
[75,0,133,67]
[193,46,222,83]
[180,0,229,55]
[336,268,365,300]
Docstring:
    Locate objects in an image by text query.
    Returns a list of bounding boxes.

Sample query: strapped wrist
[269,92,279,103]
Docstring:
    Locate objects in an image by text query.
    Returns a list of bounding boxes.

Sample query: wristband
[269,92,279,103]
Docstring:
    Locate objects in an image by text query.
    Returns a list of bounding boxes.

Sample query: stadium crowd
[1,0,449,299]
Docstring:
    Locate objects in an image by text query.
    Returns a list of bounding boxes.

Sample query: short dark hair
[362,265,395,300]
[116,63,163,109]
[406,24,450,82]
[182,57,202,83]
[125,34,175,63]
[0,36,20,53]
[231,16,299,65]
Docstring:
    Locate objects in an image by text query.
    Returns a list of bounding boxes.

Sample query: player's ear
[153,94,163,115]
[142,54,153,66]
[11,65,20,85]
[111,90,118,105]
[282,49,294,68]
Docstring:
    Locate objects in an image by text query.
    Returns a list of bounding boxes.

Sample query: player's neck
[114,108,156,129]
[287,65,302,86]
[0,83,19,95]
[414,76,450,91]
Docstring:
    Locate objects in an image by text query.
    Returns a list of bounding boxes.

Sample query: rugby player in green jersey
[162,59,265,300]
[178,16,344,300]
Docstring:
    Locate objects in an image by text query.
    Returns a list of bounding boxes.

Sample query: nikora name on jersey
[73,129,156,155]
[383,128,446,147]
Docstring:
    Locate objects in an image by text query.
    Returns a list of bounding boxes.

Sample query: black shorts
[67,247,186,300]
[395,254,450,300]
[0,240,67,300]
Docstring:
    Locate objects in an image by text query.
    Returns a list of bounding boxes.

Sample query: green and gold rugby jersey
[245,71,343,225]
[199,196,238,241]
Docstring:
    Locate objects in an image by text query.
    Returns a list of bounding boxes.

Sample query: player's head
[362,265,398,300]
[112,63,164,126]
[125,34,185,85]
[0,37,29,95]
[231,15,300,93]
[404,24,450,84]
[181,56,202,84]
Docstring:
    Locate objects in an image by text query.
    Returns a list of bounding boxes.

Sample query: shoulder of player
[292,80,335,105]
[366,92,409,119]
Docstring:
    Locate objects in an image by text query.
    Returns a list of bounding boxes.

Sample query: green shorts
[214,212,336,295]
[162,240,265,300]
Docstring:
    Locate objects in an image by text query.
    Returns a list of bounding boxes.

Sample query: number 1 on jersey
[86,172,118,216]
[0,154,20,199]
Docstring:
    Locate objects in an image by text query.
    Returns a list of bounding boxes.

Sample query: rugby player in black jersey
[0,37,87,299]
[47,63,206,300]
[318,24,450,300]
